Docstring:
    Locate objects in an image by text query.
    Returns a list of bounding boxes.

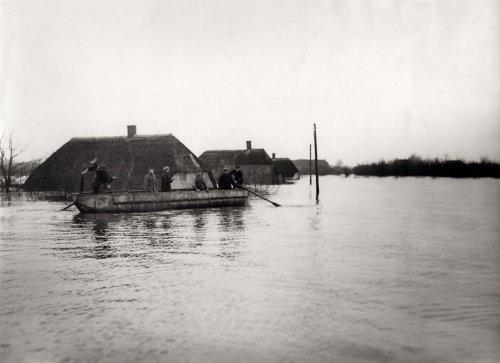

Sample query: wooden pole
[314,123,319,200]
[234,183,281,207]
[309,144,312,185]
[60,201,76,211]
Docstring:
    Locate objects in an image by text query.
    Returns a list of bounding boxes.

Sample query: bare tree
[0,134,25,193]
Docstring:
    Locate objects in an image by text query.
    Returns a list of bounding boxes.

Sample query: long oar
[60,201,76,211]
[234,183,281,207]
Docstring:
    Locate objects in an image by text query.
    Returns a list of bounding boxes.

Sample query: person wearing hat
[217,167,234,190]
[160,166,175,192]
[230,165,243,185]
[144,168,158,192]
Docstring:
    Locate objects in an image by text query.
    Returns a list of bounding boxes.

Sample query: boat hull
[75,190,248,213]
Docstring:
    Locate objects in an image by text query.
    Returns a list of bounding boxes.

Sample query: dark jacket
[86,162,98,173]
[218,173,234,190]
[91,167,114,193]
[161,172,173,192]
[94,168,113,184]
[230,169,243,185]
[194,174,207,190]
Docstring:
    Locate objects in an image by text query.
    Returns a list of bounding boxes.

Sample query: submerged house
[24,126,215,192]
[271,154,300,182]
[291,159,332,175]
[199,141,279,185]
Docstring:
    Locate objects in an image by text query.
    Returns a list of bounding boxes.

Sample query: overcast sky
[1,0,499,164]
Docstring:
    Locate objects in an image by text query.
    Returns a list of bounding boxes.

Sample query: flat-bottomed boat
[75,189,248,213]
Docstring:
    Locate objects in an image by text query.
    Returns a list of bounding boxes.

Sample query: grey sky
[1,0,499,164]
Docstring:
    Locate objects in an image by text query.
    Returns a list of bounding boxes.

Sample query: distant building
[291,159,332,175]
[199,141,279,185]
[271,153,300,182]
[24,126,215,192]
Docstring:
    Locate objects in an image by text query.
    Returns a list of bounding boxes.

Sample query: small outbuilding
[24,126,215,192]
[271,154,300,182]
[199,141,279,185]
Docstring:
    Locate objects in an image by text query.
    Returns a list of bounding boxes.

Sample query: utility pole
[309,144,312,185]
[314,123,319,200]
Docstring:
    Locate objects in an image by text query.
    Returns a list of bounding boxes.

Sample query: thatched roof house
[25,126,215,192]
[291,159,332,175]
[271,154,300,182]
[199,141,279,185]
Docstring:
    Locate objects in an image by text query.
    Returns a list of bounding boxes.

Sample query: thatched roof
[25,134,209,192]
[273,158,299,177]
[291,159,331,175]
[199,149,274,168]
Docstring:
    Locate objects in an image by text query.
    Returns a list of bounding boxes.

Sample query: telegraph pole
[314,123,319,200]
[309,144,312,185]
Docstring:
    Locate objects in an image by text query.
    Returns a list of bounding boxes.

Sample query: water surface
[1,177,499,362]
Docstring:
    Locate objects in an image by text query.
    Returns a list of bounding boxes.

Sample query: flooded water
[1,177,499,362]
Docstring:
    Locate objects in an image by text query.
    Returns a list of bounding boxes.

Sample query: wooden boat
[74,189,248,213]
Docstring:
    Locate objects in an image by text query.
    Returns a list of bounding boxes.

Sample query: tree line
[330,155,500,178]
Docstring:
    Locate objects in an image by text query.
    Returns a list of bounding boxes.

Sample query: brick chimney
[127,125,136,138]
[272,153,275,159]
[246,140,252,150]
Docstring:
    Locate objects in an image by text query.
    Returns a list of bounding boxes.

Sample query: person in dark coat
[160,166,174,192]
[144,169,158,192]
[194,170,209,192]
[90,165,115,193]
[230,165,244,185]
[217,168,234,190]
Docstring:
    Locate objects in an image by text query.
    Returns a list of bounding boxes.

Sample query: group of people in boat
[217,166,243,189]
[143,166,181,192]
[82,159,244,193]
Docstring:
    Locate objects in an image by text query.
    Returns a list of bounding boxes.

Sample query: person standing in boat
[144,169,158,192]
[230,165,244,185]
[89,164,115,193]
[194,169,209,192]
[81,158,98,175]
[160,166,174,192]
[217,167,234,190]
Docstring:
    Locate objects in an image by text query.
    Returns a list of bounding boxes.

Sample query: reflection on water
[217,207,246,232]
[65,207,249,261]
[0,193,12,206]
[308,202,322,232]
[1,177,499,362]
[143,217,156,230]
[191,210,206,234]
